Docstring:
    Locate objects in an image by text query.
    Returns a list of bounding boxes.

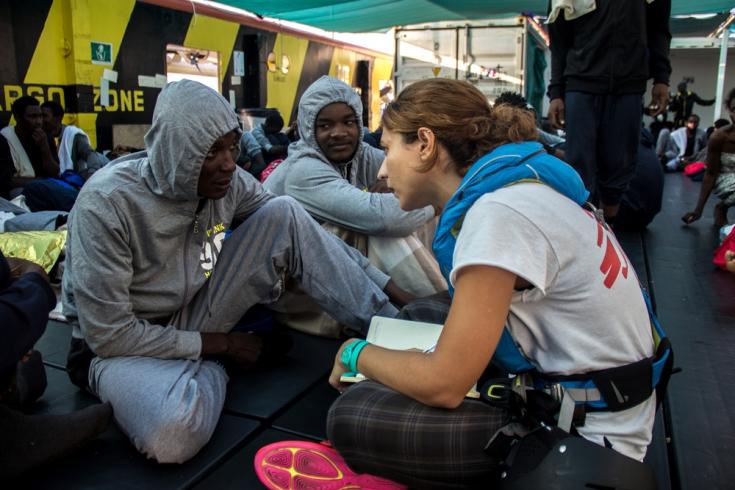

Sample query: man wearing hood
[264,76,434,238]
[264,77,444,298]
[61,80,399,463]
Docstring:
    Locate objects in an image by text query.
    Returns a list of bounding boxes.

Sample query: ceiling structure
[209,1,735,32]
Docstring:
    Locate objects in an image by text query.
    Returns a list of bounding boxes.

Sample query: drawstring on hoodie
[192,201,218,318]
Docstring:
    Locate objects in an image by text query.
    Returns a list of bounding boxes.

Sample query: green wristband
[340,340,361,369]
[340,340,368,373]
[349,340,369,374]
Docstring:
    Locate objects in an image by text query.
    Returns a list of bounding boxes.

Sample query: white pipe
[714,29,730,121]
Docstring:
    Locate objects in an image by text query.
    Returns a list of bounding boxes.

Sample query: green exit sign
[91,41,113,65]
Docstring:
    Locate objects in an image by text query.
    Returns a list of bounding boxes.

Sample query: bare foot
[725,251,735,273]
[714,203,728,228]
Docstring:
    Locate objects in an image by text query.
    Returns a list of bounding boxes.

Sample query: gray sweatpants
[88,197,398,463]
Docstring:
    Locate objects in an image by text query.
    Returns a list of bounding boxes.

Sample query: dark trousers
[326,299,509,489]
[564,92,642,206]
[22,179,79,212]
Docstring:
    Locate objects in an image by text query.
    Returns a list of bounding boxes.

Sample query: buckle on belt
[480,378,514,409]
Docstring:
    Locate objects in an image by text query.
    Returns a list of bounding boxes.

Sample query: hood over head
[292,76,365,167]
[144,79,240,200]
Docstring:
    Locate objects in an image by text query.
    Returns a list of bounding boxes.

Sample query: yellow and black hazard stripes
[0,0,54,124]
[0,0,136,146]
[266,34,311,126]
[184,14,240,89]
[289,42,335,124]
[1,0,392,149]
[370,57,393,129]
[26,0,136,147]
[94,2,192,149]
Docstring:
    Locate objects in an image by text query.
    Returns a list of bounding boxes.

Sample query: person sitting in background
[709,119,731,141]
[104,145,141,162]
[689,118,731,165]
[661,114,707,171]
[251,113,290,164]
[266,76,434,239]
[649,111,673,144]
[0,97,78,211]
[41,101,107,182]
[615,128,664,230]
[683,88,735,227]
[493,92,566,160]
[0,251,111,479]
[362,125,383,149]
[236,130,266,179]
[264,76,444,298]
[285,118,300,143]
[62,80,404,464]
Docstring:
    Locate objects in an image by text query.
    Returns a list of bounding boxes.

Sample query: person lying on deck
[61,80,404,464]
[264,76,444,298]
[326,79,660,489]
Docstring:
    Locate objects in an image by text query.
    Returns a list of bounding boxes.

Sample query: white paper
[102,68,118,83]
[233,50,245,76]
[154,74,167,88]
[365,317,444,351]
[231,76,242,86]
[138,75,157,88]
[228,89,236,109]
[342,317,479,398]
[100,78,110,106]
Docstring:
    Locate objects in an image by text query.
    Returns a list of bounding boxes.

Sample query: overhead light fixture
[673,13,719,19]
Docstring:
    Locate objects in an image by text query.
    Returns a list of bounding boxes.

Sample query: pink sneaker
[254,440,406,489]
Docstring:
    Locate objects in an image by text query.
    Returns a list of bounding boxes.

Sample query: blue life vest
[433,142,589,373]
[432,142,672,410]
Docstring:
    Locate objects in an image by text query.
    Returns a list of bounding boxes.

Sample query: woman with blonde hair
[304,79,665,489]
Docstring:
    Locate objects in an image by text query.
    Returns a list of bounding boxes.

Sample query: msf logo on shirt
[584,210,629,289]
[200,222,227,278]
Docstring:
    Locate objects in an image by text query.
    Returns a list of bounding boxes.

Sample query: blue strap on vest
[432,141,589,291]
[432,142,672,412]
[433,142,588,375]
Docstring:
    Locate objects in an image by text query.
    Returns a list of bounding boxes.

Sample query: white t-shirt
[451,183,655,461]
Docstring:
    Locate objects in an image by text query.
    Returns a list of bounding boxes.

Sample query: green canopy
[215,1,735,32]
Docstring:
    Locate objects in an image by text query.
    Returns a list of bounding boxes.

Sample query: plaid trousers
[326,299,510,489]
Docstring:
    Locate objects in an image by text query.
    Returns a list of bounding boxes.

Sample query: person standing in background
[547,0,672,222]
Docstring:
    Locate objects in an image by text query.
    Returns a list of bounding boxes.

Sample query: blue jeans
[564,92,642,206]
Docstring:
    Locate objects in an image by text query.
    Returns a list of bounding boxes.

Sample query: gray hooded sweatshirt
[264,76,433,237]
[62,80,386,360]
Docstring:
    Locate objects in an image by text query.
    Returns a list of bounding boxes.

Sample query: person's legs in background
[597,94,643,221]
[564,92,601,202]
[21,179,79,212]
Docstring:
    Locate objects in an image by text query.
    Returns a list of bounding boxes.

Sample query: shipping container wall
[0,0,390,149]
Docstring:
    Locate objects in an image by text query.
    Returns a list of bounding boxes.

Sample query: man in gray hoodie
[264,76,434,238]
[61,80,399,464]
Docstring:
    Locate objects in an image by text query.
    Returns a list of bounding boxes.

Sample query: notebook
[340,316,479,399]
